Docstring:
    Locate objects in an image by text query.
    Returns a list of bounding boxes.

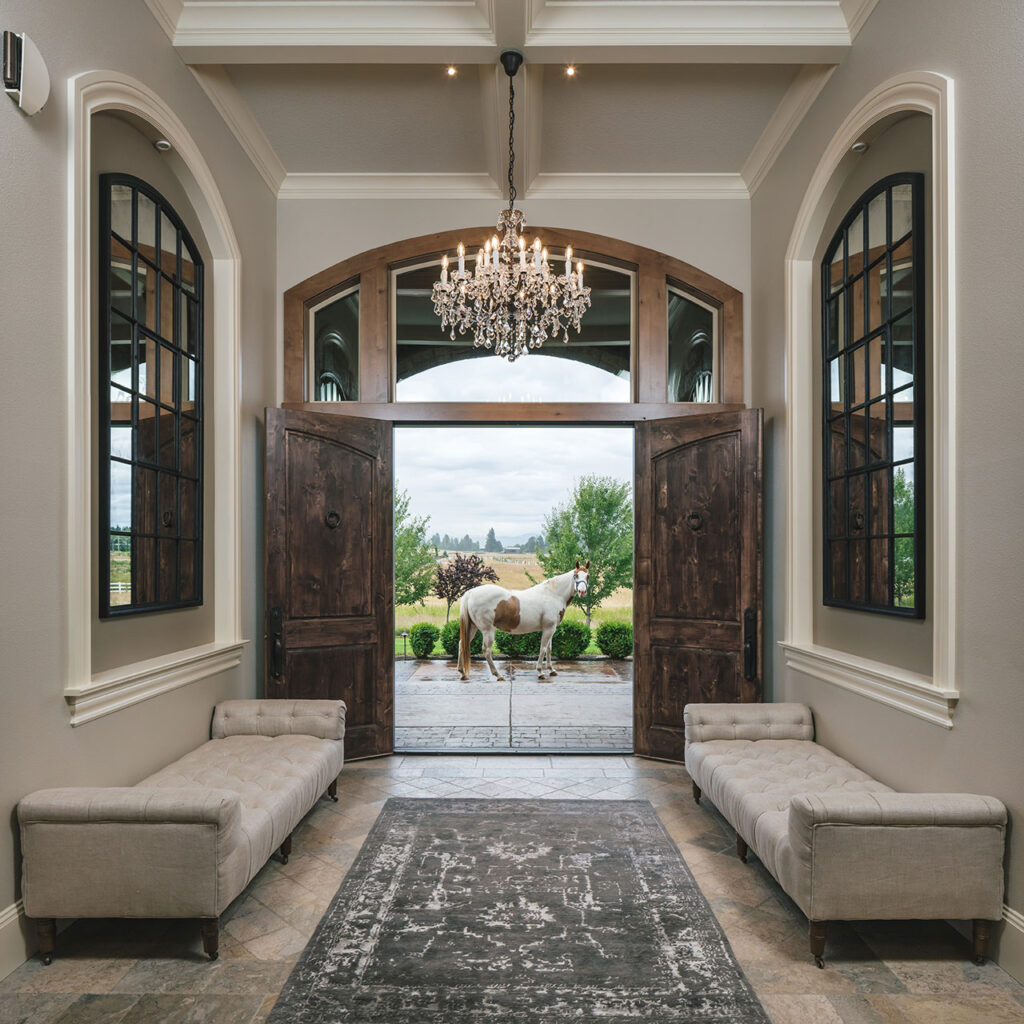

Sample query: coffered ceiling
[144,0,879,197]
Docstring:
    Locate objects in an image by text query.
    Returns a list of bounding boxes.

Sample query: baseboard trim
[0,900,29,983]
[994,904,1024,984]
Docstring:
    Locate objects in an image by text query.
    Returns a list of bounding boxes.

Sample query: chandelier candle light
[432,50,591,362]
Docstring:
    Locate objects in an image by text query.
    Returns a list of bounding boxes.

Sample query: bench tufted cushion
[139,734,344,898]
[683,702,814,743]
[212,699,345,741]
[686,737,892,899]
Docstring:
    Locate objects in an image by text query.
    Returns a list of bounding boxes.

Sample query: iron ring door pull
[852,510,865,532]
[686,511,703,532]
[162,510,174,529]
[325,510,341,529]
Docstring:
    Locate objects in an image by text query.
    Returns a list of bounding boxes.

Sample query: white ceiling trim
[526,173,748,200]
[741,63,835,196]
[278,173,503,200]
[190,65,286,193]
[144,0,183,42]
[841,0,881,38]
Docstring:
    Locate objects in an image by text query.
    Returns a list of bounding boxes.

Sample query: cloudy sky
[395,426,634,544]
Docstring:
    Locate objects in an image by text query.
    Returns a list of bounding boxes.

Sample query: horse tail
[458,599,473,678]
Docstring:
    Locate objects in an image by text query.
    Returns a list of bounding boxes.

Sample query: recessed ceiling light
[153,139,172,152]
[851,140,868,153]
[565,64,577,78]
[446,65,458,78]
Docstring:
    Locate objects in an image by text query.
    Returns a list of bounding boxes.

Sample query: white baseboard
[0,900,30,983]
[948,904,1024,985]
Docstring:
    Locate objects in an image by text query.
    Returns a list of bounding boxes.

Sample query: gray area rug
[269,799,769,1022]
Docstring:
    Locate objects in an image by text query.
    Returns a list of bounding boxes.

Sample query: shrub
[440,619,482,658]
[495,630,542,658]
[551,621,591,659]
[596,622,633,659]
[409,622,440,658]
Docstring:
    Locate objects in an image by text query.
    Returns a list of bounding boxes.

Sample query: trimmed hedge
[495,630,542,658]
[551,621,591,659]
[596,622,633,659]
[409,623,440,658]
[440,619,482,658]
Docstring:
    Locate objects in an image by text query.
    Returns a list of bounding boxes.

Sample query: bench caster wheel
[42,953,53,966]
[975,955,986,966]
[814,956,824,969]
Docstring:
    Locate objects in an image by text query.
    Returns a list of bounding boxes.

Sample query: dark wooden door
[634,410,763,761]
[265,408,394,759]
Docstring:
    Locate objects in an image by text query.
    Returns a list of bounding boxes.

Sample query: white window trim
[66,71,245,726]
[782,71,958,728]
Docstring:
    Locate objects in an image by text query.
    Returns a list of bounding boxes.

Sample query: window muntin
[667,285,719,402]
[100,174,203,616]
[309,282,359,401]
[392,254,633,402]
[821,173,924,616]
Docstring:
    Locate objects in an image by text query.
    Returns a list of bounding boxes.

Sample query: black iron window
[821,173,924,616]
[99,174,204,615]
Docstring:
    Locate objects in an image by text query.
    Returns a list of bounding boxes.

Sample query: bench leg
[736,834,748,863]
[201,918,219,961]
[35,919,56,965]
[327,779,338,803]
[973,919,992,965]
[809,920,827,969]
[280,833,293,865]
[691,781,701,805]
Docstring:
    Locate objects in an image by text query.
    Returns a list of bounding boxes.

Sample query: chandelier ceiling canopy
[431,50,591,362]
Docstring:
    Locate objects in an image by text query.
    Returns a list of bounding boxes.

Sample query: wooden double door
[265,407,762,761]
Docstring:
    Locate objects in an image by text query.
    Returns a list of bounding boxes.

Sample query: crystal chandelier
[431,50,591,362]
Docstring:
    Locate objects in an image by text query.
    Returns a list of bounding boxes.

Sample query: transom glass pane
[311,284,359,401]
[821,174,923,615]
[393,256,632,402]
[668,286,717,402]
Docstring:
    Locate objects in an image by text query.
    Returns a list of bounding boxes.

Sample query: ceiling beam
[149,0,855,65]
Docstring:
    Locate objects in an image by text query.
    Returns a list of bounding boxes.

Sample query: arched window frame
[99,172,205,616]
[819,172,925,617]
[282,227,744,414]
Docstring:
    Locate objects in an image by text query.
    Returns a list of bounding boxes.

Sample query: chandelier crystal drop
[431,51,591,362]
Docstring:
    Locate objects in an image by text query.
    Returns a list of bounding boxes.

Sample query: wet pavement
[394,657,633,752]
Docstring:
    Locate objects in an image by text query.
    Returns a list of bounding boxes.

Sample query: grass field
[395,552,632,657]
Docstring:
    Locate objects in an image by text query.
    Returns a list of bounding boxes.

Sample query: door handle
[743,608,756,680]
[269,606,283,681]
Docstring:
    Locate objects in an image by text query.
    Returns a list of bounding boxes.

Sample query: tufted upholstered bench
[684,702,1006,967]
[18,699,345,963]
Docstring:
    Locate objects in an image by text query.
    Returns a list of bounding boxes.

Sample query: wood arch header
[283,225,744,419]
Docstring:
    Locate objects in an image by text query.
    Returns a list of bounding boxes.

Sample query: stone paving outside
[395,656,633,752]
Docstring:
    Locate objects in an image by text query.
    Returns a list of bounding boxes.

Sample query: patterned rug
[269,799,769,1023]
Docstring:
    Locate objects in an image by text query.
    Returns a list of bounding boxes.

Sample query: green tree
[893,468,915,607]
[536,475,633,629]
[484,527,503,552]
[394,487,437,607]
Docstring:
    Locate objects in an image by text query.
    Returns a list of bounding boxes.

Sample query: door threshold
[394,748,636,756]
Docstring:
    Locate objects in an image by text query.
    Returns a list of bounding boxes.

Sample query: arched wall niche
[282,226,745,418]
[779,71,958,727]
[66,70,245,725]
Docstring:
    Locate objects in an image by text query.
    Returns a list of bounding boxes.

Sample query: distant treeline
[429,530,545,554]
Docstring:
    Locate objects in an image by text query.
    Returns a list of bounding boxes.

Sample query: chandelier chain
[507,73,516,212]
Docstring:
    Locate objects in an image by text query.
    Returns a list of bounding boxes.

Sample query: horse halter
[572,569,589,596]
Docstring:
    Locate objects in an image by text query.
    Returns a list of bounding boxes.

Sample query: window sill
[778,641,958,729]
[64,640,248,727]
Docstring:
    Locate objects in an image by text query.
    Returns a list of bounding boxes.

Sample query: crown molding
[841,0,881,39]
[278,173,503,201]
[190,65,286,194]
[526,173,748,200]
[143,0,183,42]
[742,64,835,196]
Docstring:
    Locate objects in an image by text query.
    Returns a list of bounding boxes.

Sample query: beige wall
[0,0,276,976]
[751,0,1024,976]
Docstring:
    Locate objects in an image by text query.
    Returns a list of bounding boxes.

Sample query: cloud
[396,426,634,540]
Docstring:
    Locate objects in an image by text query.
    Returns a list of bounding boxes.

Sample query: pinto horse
[457,561,589,682]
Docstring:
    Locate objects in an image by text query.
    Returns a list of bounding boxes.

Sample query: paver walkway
[395,657,633,752]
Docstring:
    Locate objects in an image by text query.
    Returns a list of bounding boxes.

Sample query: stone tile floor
[395,657,633,751]
[3,754,1024,1023]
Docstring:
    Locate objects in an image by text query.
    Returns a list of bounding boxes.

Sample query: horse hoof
[549,669,558,676]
